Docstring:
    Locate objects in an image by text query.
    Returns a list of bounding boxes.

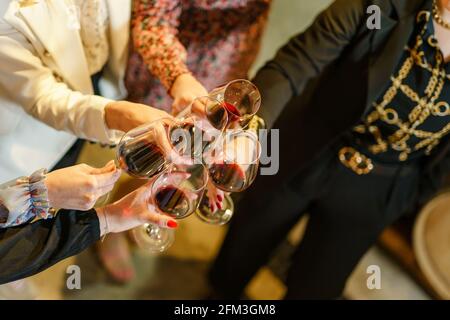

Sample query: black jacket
[0,209,99,284]
[253,0,448,202]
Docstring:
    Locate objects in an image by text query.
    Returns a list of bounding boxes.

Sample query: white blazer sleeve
[0,24,122,145]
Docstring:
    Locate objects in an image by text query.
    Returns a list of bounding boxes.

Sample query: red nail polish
[216,202,222,210]
[167,220,178,228]
[217,195,223,202]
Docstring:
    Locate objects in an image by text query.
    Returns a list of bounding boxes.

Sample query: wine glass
[115,119,174,179]
[98,117,197,207]
[205,130,261,192]
[95,119,173,206]
[196,130,261,225]
[174,96,229,160]
[209,79,261,129]
[132,163,208,252]
[195,193,235,226]
[177,96,229,132]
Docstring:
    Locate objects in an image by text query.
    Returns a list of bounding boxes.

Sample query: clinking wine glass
[115,119,175,179]
[196,130,261,225]
[175,96,229,159]
[132,163,208,252]
[209,79,261,129]
[95,118,173,206]
[98,117,194,206]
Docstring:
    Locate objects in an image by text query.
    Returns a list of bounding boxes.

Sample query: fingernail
[167,220,178,229]
[217,195,223,202]
[216,202,222,210]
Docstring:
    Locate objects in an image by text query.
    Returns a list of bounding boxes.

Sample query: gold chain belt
[338,147,374,175]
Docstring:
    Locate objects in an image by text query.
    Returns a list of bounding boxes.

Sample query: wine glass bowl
[195,193,234,225]
[173,97,229,162]
[116,120,172,179]
[151,163,209,219]
[209,79,261,128]
[190,96,229,132]
[205,130,261,193]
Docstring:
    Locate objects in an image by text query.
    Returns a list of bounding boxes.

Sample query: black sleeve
[253,0,367,128]
[0,209,100,284]
[419,144,450,206]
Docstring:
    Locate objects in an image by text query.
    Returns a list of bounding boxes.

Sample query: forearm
[253,0,366,128]
[131,0,190,90]
[0,32,121,144]
[0,209,100,284]
[32,81,120,143]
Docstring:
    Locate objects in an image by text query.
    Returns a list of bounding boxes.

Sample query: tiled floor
[0,0,431,300]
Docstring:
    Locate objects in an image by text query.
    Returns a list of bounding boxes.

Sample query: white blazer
[0,0,130,181]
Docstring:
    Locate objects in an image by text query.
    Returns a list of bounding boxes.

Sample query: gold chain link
[354,12,449,162]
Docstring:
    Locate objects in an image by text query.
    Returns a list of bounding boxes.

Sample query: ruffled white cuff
[0,169,55,228]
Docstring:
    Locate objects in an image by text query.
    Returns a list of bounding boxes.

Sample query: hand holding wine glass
[132,163,208,252]
[170,73,209,115]
[96,179,179,236]
[116,117,198,180]
[104,101,172,134]
[46,161,121,211]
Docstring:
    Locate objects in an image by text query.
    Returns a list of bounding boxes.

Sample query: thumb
[92,167,121,188]
[89,160,117,175]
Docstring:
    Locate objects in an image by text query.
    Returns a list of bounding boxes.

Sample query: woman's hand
[97,181,178,235]
[105,101,172,133]
[45,161,121,211]
[170,73,208,115]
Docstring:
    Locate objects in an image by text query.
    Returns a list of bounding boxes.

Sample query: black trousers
[209,145,421,299]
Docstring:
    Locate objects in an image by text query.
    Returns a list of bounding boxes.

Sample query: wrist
[169,72,193,98]
[105,101,124,132]
[96,206,110,236]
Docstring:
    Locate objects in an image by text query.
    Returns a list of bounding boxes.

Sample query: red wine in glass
[117,139,166,178]
[170,122,207,160]
[224,102,241,124]
[205,102,229,130]
[209,162,247,192]
[154,185,190,219]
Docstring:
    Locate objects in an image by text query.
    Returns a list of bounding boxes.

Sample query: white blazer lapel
[9,0,92,94]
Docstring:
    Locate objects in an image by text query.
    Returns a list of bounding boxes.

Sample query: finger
[92,169,122,188]
[216,189,225,202]
[174,97,191,111]
[172,100,184,116]
[143,211,178,229]
[172,98,188,115]
[209,196,216,212]
[94,182,116,197]
[167,149,195,166]
[88,160,116,175]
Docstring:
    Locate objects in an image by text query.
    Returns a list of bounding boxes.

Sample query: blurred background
[0,0,448,300]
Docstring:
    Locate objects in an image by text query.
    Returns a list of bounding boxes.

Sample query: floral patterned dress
[125,0,271,111]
